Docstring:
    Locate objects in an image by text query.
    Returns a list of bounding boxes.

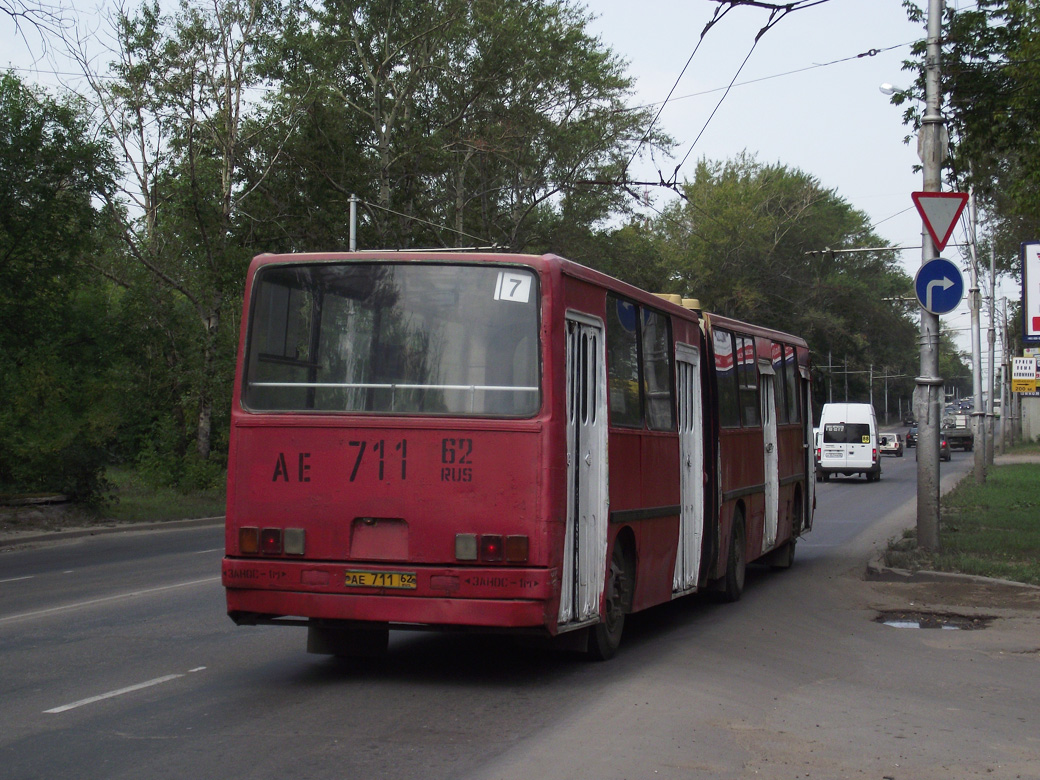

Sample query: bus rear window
[823,423,871,444]
[243,262,540,416]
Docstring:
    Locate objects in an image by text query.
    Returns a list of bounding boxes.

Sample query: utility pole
[999,298,1009,454]
[915,0,945,551]
[967,187,986,484]
[349,194,358,251]
[986,245,997,465]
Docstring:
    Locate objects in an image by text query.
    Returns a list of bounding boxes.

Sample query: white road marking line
[0,575,34,584]
[44,667,209,714]
[44,666,210,714]
[195,548,224,554]
[0,576,220,625]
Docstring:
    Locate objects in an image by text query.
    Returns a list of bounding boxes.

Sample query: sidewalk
[0,513,223,549]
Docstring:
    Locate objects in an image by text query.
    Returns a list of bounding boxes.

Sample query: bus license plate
[344,570,417,589]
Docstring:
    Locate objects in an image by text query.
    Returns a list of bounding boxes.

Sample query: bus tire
[588,540,630,661]
[720,510,746,603]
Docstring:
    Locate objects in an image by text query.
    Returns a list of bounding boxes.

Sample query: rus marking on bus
[222,251,814,661]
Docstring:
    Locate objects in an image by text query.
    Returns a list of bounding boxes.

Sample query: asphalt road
[3,448,1039,780]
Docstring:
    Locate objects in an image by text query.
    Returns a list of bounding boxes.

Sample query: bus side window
[642,308,675,431]
[607,294,642,427]
[784,345,800,422]
[773,342,790,424]
[713,329,740,428]
[736,334,760,428]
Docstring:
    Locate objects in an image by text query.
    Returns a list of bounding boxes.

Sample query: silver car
[879,433,904,457]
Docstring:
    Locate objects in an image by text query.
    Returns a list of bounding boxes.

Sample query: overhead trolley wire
[624,0,839,198]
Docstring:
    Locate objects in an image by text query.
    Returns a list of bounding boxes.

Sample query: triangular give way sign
[911,191,969,251]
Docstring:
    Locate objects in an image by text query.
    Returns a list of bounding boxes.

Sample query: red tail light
[260,528,282,554]
[480,534,503,562]
[456,533,529,563]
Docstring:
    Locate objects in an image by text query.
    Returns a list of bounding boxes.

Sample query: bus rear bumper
[223,557,555,630]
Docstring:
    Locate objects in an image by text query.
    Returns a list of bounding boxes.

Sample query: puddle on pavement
[875,611,994,631]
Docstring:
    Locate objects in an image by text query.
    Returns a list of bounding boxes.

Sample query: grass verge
[104,467,225,522]
[884,445,1040,586]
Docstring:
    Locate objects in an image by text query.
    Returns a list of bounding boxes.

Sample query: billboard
[1012,356,1037,394]
[1023,241,1040,343]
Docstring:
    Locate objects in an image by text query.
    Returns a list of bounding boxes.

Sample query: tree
[69,0,290,466]
[0,71,119,502]
[898,0,1040,273]
[251,0,664,251]
[647,154,921,405]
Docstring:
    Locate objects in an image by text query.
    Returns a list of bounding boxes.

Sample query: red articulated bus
[222,251,814,660]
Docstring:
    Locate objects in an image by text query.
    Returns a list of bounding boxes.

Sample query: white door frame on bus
[759,359,779,552]
[800,367,814,532]
[673,343,704,595]
[559,313,608,627]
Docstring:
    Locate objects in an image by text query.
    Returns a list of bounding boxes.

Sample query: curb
[865,555,1040,590]
[0,516,224,549]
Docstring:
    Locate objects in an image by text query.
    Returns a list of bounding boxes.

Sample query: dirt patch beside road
[861,575,1040,657]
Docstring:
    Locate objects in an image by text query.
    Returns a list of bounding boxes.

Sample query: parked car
[915,432,951,461]
[879,433,904,457]
[906,426,918,448]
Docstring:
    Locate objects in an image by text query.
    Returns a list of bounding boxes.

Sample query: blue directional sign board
[914,257,964,315]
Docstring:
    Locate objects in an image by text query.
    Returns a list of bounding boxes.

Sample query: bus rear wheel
[588,541,631,661]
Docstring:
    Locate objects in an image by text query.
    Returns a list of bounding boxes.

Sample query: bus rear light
[260,528,282,555]
[239,527,259,554]
[455,533,528,562]
[284,528,306,555]
[504,535,529,562]
[480,534,503,562]
[455,533,478,560]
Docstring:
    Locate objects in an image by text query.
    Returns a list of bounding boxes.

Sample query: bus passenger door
[760,363,779,551]
[673,343,704,594]
[801,369,815,532]
[559,315,608,626]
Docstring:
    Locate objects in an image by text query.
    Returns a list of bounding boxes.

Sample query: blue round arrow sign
[914,257,964,315]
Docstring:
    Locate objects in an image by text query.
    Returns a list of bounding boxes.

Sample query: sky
[0,0,1014,366]
[582,0,1020,378]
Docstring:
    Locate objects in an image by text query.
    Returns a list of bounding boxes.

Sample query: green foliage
[89,0,279,463]
[10,3,998,506]
[0,73,119,505]
[104,466,225,521]
[899,0,1040,275]
[250,0,664,251]
[644,153,921,405]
